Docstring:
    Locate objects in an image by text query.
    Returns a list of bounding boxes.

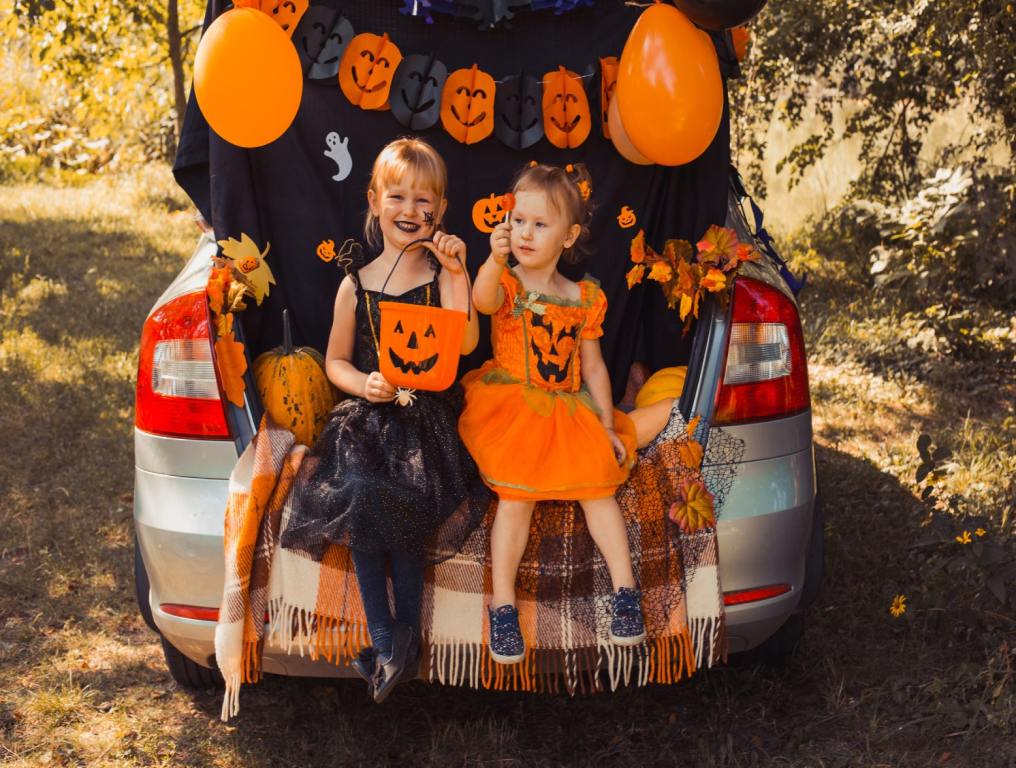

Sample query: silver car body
[135,194,817,675]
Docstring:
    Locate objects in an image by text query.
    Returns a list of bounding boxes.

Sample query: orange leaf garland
[215,330,248,407]
[207,266,232,315]
[696,225,739,267]
[648,261,673,283]
[668,479,715,533]
[677,439,704,471]
[630,229,648,264]
[700,267,727,293]
[626,265,646,288]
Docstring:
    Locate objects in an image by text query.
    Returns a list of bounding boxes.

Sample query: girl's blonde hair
[364,137,448,248]
[511,162,593,264]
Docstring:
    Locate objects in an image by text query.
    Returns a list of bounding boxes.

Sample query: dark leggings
[349,549,424,658]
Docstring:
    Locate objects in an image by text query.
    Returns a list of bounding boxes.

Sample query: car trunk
[172,0,741,442]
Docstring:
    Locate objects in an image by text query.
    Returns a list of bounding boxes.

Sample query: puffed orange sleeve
[497,268,520,314]
[581,283,608,339]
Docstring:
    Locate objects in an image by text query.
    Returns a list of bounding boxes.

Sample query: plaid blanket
[217,412,742,720]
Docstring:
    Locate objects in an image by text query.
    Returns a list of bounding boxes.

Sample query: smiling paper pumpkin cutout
[339,32,402,110]
[390,54,448,131]
[599,56,619,139]
[305,13,355,82]
[472,193,508,233]
[441,64,496,145]
[494,73,543,150]
[543,66,592,149]
[259,0,308,36]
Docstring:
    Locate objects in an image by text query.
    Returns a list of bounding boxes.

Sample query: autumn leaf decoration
[668,478,716,534]
[205,265,248,408]
[626,225,759,332]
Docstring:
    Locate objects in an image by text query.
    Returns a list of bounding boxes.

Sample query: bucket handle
[378,237,473,321]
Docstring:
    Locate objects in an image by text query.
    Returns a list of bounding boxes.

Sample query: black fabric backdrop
[173,0,738,397]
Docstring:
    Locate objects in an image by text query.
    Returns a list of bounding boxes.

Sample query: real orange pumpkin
[542,66,591,149]
[338,32,402,111]
[440,64,496,144]
[253,309,337,446]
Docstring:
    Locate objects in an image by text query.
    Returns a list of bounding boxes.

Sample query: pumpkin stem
[282,309,294,356]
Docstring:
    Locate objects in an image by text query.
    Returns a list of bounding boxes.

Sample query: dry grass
[1,167,1014,767]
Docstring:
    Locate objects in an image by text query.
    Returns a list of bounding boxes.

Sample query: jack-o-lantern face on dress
[494,73,543,150]
[441,64,496,144]
[388,318,440,375]
[599,56,619,139]
[339,32,402,110]
[260,0,308,36]
[390,54,447,131]
[529,312,579,384]
[542,66,592,149]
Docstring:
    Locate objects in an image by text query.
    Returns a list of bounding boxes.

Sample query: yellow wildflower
[974,528,986,537]
[955,530,972,545]
[889,594,907,618]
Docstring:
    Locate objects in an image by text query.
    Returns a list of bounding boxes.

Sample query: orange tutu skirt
[458,363,637,501]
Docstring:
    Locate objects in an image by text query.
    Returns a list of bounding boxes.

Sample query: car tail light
[136,290,231,439]
[713,277,810,425]
[723,583,792,606]
[160,604,220,622]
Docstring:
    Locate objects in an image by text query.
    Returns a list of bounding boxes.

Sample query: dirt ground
[1,169,1013,767]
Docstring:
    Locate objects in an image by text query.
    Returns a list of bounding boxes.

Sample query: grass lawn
[1,167,1013,767]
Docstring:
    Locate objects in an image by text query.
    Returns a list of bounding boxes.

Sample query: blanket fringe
[265,599,370,667]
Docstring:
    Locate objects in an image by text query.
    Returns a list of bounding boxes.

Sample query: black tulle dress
[281,266,492,563]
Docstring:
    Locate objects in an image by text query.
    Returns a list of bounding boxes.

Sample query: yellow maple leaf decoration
[668,479,715,534]
[217,233,276,306]
[214,330,248,407]
[649,261,673,283]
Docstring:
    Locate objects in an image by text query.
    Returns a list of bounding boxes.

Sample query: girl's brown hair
[511,162,594,264]
[364,137,448,248]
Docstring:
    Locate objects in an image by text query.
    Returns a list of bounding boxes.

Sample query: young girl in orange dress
[458,163,645,664]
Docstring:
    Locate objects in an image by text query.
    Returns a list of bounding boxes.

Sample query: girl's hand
[423,231,465,274]
[489,222,511,265]
[606,428,627,465]
[364,371,396,403]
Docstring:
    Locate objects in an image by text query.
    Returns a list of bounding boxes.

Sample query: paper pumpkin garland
[259,0,308,36]
[542,66,591,149]
[307,12,355,82]
[494,73,544,150]
[391,54,448,131]
[599,56,619,139]
[441,64,497,144]
[339,32,403,110]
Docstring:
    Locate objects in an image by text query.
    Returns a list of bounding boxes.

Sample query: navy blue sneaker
[488,604,525,664]
[610,587,646,645]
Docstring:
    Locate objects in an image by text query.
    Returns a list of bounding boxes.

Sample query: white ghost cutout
[324,132,352,182]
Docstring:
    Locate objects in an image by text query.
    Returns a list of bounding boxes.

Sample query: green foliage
[0,0,203,178]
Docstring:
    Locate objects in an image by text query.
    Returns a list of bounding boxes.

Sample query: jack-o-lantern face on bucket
[599,56,619,139]
[378,303,467,391]
[472,193,508,234]
[543,66,591,149]
[260,0,308,36]
[441,64,496,144]
[529,313,579,384]
[390,54,447,131]
[339,32,402,110]
[494,73,543,150]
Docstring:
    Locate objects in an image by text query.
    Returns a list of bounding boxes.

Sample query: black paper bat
[460,0,531,30]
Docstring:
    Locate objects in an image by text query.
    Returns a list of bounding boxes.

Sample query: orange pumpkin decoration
[338,32,402,111]
[599,56,619,139]
[259,0,308,36]
[542,66,591,149]
[472,193,508,233]
[253,309,337,446]
[378,303,467,391]
[440,64,496,144]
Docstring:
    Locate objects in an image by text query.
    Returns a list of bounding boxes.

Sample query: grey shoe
[372,623,415,704]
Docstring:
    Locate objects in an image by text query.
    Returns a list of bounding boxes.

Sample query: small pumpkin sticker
[617,206,637,229]
[472,192,508,233]
[317,239,337,262]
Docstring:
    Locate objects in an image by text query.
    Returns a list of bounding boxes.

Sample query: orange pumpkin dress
[458,269,637,501]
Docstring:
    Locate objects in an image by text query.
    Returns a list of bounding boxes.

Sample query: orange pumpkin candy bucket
[375,237,473,392]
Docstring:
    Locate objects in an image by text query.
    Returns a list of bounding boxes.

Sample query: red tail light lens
[723,583,792,606]
[713,278,810,425]
[135,290,231,439]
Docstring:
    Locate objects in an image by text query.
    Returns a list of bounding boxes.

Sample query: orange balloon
[616,3,723,166]
[194,7,303,148]
[607,97,653,165]
[731,26,751,62]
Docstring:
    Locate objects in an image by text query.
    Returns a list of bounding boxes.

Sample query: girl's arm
[427,232,479,354]
[581,337,627,464]
[473,222,510,315]
[325,275,395,402]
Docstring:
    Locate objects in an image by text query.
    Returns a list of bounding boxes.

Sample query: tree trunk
[167,0,187,143]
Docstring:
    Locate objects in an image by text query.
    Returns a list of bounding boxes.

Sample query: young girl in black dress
[282,138,489,702]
